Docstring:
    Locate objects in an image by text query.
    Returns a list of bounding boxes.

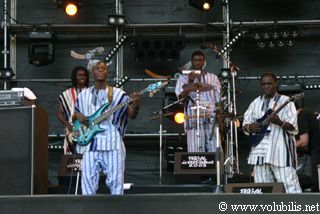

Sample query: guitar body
[72,103,110,146]
[248,109,272,147]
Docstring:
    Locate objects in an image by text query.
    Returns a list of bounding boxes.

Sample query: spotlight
[268,41,275,48]
[56,0,81,16]
[281,31,289,38]
[219,68,231,79]
[108,15,126,26]
[173,112,185,124]
[286,40,295,47]
[0,68,15,79]
[277,40,285,47]
[262,32,270,40]
[257,41,266,48]
[291,30,299,38]
[28,32,55,66]
[272,32,279,39]
[189,0,214,12]
[253,33,261,40]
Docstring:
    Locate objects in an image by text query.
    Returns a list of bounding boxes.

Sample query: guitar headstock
[290,92,305,101]
[115,76,130,88]
[146,80,169,97]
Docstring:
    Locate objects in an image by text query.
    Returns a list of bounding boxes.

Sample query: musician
[72,60,140,195]
[295,102,320,192]
[175,50,221,152]
[56,66,89,154]
[242,72,302,193]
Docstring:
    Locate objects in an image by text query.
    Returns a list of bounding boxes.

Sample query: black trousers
[311,146,320,192]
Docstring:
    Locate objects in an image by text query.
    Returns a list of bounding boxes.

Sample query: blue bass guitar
[248,93,304,147]
[72,80,168,146]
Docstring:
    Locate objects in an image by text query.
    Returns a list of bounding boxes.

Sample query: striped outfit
[243,94,302,193]
[175,72,221,152]
[58,87,84,154]
[75,86,128,195]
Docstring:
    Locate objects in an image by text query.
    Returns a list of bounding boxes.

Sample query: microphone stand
[151,97,187,184]
[209,45,241,178]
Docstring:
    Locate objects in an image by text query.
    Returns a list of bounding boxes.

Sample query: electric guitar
[72,80,169,146]
[248,93,304,147]
[66,76,130,152]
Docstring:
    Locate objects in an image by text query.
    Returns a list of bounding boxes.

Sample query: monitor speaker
[0,106,48,195]
[224,182,285,193]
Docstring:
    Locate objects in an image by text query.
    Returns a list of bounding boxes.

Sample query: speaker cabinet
[224,183,285,193]
[0,106,48,195]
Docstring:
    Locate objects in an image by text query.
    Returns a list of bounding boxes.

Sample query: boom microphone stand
[150,97,186,184]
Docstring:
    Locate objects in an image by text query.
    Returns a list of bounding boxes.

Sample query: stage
[1,193,320,214]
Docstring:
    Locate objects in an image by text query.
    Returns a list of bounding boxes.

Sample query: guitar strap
[108,85,113,104]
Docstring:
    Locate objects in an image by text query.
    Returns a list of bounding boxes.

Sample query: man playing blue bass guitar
[72,60,141,195]
[242,72,302,193]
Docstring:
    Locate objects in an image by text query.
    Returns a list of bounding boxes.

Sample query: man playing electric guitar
[72,60,141,195]
[242,72,302,193]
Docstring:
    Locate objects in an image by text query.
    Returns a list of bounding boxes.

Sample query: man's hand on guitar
[268,114,283,126]
[73,112,88,126]
[248,123,262,133]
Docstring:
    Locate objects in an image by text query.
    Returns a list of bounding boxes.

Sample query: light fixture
[219,68,231,79]
[253,33,261,40]
[28,32,55,66]
[220,31,246,54]
[173,112,185,124]
[0,68,14,79]
[286,40,295,47]
[268,41,275,48]
[257,41,266,48]
[104,34,127,62]
[108,15,126,26]
[262,32,270,40]
[189,0,214,12]
[277,40,285,47]
[56,0,82,16]
[130,36,185,61]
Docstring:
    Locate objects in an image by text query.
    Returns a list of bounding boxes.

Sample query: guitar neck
[262,99,290,125]
[94,88,147,125]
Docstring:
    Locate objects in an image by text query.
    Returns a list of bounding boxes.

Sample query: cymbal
[183,82,214,92]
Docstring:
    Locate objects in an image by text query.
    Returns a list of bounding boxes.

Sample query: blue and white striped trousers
[254,164,302,193]
[81,150,125,195]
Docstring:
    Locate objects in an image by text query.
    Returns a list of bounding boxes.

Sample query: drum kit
[150,81,242,187]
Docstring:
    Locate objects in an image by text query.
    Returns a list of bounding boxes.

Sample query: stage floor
[1,193,320,214]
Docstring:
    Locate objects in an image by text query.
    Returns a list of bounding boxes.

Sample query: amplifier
[224,182,285,194]
[174,152,216,174]
[174,152,218,184]
[58,154,83,185]
[0,90,23,106]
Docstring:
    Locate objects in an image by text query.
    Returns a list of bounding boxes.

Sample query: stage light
[56,0,81,16]
[0,68,14,79]
[253,33,261,40]
[65,3,77,16]
[108,15,126,26]
[257,41,266,48]
[277,40,285,47]
[272,32,279,39]
[174,112,185,124]
[189,0,214,12]
[262,32,270,40]
[28,32,55,66]
[286,40,295,47]
[202,2,212,11]
[268,41,275,48]
[281,31,289,38]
